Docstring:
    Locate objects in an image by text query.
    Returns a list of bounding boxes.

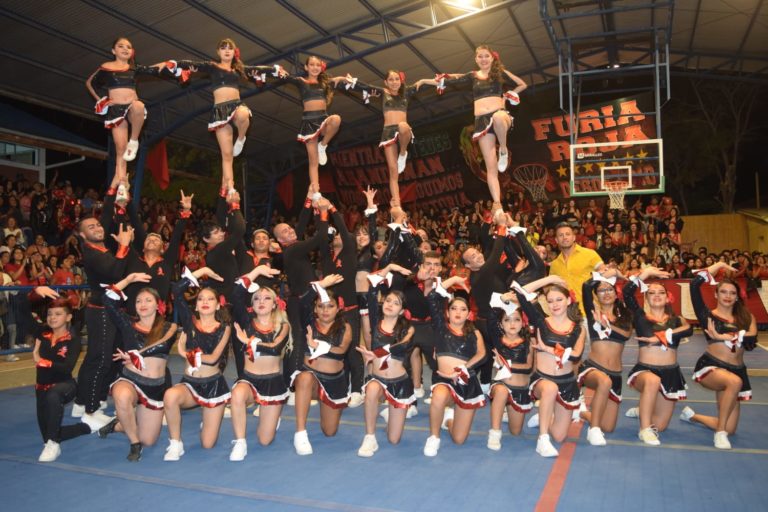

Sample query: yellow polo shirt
[549,244,603,312]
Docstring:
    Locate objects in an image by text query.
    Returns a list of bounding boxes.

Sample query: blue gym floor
[2,333,767,511]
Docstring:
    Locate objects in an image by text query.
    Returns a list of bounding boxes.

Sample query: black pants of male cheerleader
[36,381,91,443]
[283,296,305,386]
[344,312,364,394]
[403,322,437,384]
[473,318,493,385]
[76,306,118,413]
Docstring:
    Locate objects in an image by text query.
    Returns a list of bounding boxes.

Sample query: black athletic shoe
[98,418,119,439]
[127,443,142,462]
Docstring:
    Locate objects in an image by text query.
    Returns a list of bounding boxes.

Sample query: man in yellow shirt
[549,222,606,309]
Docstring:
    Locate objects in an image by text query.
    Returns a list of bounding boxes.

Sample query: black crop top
[172,278,227,365]
[690,273,757,350]
[445,71,517,100]
[105,295,176,359]
[299,287,347,361]
[176,61,272,91]
[90,65,161,94]
[282,75,332,102]
[581,279,631,345]
[622,279,692,349]
[515,290,582,350]
[230,280,289,357]
[356,82,418,113]
[487,319,531,373]
[366,284,413,362]
[427,290,478,362]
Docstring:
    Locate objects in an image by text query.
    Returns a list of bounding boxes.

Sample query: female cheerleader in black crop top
[163,267,231,461]
[577,269,633,446]
[274,56,354,195]
[623,267,693,446]
[427,45,526,217]
[85,37,163,193]
[354,71,432,206]
[228,264,291,461]
[423,276,487,457]
[167,38,276,195]
[684,261,757,450]
[514,275,585,458]
[99,273,177,462]
[355,283,415,457]
[291,274,352,456]
[486,306,534,451]
[32,288,93,463]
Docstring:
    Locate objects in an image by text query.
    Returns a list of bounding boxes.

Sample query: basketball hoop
[513,164,549,202]
[605,181,628,210]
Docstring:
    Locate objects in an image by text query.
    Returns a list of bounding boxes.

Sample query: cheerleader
[433,45,527,216]
[32,287,94,462]
[355,282,415,457]
[486,305,534,451]
[578,269,633,445]
[99,273,177,462]
[684,261,758,449]
[163,267,231,461]
[85,37,162,190]
[228,265,290,461]
[354,72,431,206]
[273,56,353,193]
[423,276,487,457]
[166,39,276,191]
[514,276,584,457]
[291,274,352,456]
[623,267,693,446]
[355,187,378,348]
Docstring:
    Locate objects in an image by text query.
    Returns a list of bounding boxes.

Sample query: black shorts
[379,124,414,148]
[208,100,251,131]
[297,110,329,142]
[578,359,623,403]
[431,372,486,409]
[530,371,581,410]
[104,102,147,129]
[290,364,350,409]
[490,381,533,413]
[364,374,416,408]
[181,374,231,407]
[693,352,752,401]
[234,370,289,405]
[628,362,687,401]
[110,368,168,410]
[472,109,512,140]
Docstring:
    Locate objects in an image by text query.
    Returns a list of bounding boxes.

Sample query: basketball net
[605,181,628,210]
[513,164,549,201]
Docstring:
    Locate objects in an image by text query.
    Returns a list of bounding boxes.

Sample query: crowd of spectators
[1,174,767,360]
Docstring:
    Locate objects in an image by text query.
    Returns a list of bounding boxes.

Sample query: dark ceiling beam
[733,0,763,71]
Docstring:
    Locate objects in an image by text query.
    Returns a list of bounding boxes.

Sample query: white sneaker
[625,407,639,418]
[294,430,313,456]
[440,408,454,431]
[223,405,232,418]
[679,406,695,423]
[423,396,432,405]
[99,400,108,412]
[252,406,260,417]
[536,434,559,457]
[5,354,20,362]
[318,142,328,165]
[527,413,540,429]
[348,392,364,408]
[423,435,441,457]
[414,387,425,399]
[487,429,502,451]
[587,426,607,446]
[81,411,113,432]
[379,407,389,423]
[116,183,130,204]
[572,405,583,422]
[233,137,246,157]
[406,404,418,418]
[164,439,185,461]
[714,431,731,450]
[38,440,61,462]
[397,152,408,174]
[502,410,509,423]
[287,392,296,406]
[229,439,247,461]
[71,403,85,418]
[357,434,379,457]
[638,427,660,446]
[123,139,139,161]
[498,149,509,173]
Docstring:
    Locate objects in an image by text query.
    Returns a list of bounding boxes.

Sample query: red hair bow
[403,309,412,320]
[219,295,227,307]
[157,299,167,317]
[337,296,345,310]
[666,290,675,304]
[130,48,135,59]
[398,71,406,84]
[234,47,241,60]
[276,296,287,311]
[491,51,499,61]
[569,289,578,303]
[320,60,327,72]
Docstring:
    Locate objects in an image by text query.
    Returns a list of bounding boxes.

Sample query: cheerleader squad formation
[31,37,758,464]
